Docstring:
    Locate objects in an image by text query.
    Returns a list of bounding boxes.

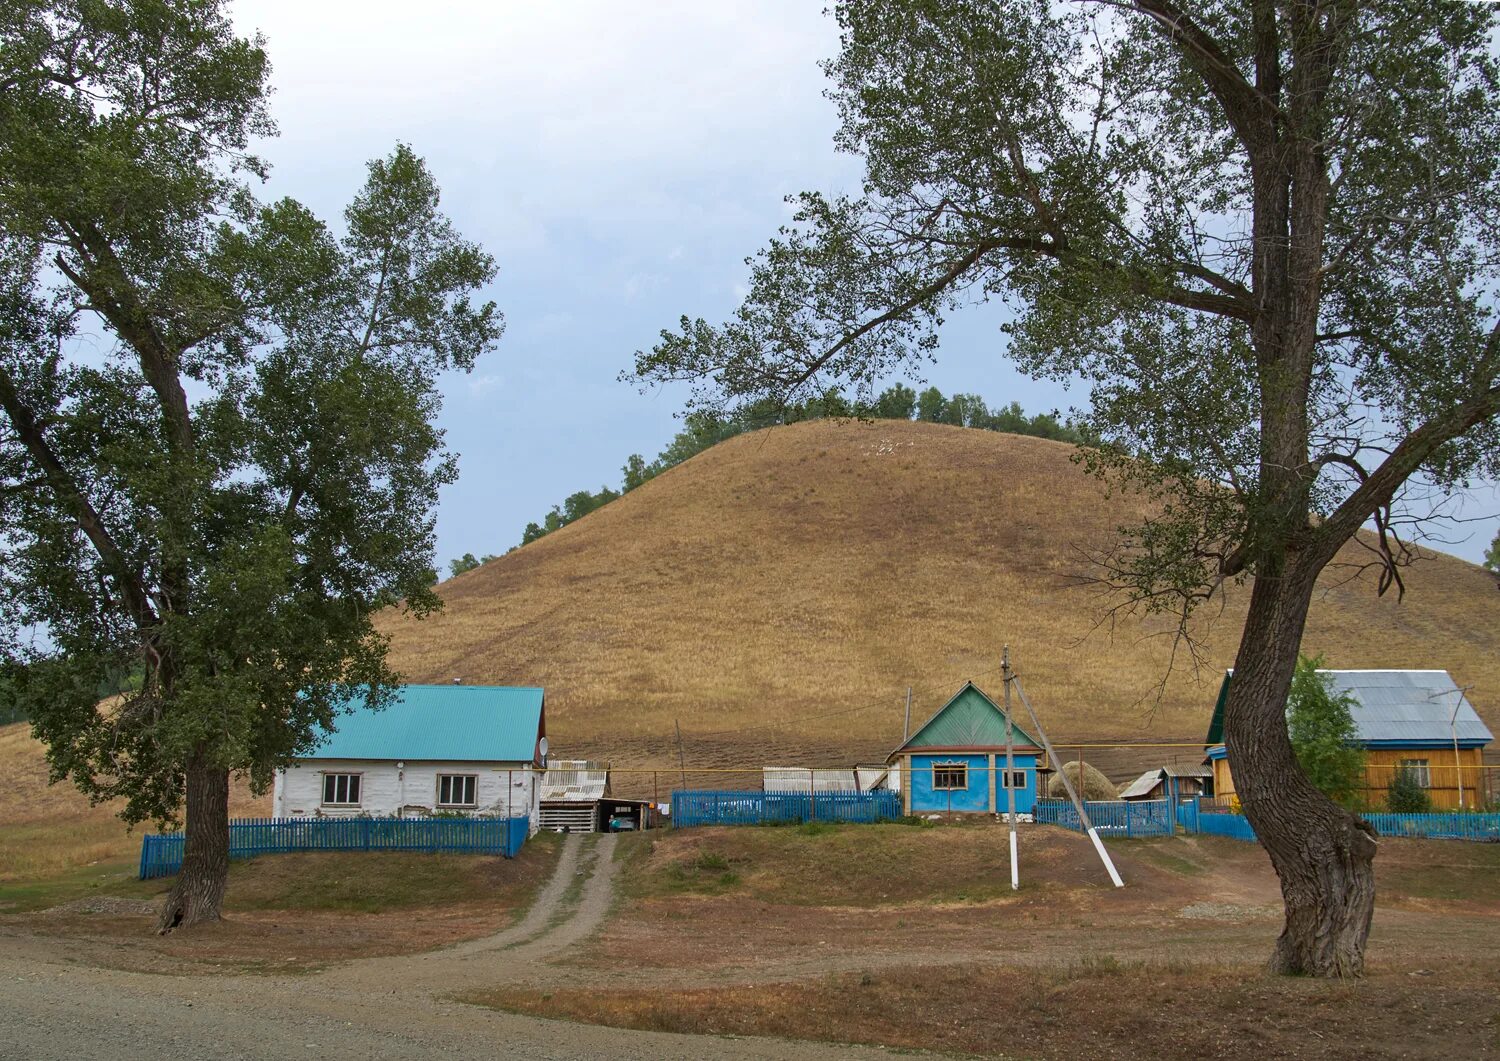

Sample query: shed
[763,767,860,794]
[1204,669,1493,810]
[886,682,1046,815]
[272,684,546,831]
[537,760,652,832]
[1119,765,1212,802]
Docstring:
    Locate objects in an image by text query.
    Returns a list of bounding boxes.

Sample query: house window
[322,773,361,806]
[932,762,968,790]
[438,774,478,807]
[1397,759,1431,788]
[1000,770,1028,789]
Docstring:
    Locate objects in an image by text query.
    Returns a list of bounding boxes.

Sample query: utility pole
[674,719,687,787]
[1002,646,1018,890]
[903,687,912,740]
[1011,660,1124,888]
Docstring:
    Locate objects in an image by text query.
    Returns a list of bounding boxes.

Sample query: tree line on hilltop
[507,385,1084,552]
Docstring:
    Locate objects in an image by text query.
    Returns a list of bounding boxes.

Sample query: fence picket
[137,815,531,879]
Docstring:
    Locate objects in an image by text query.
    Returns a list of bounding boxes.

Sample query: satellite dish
[538,736,549,761]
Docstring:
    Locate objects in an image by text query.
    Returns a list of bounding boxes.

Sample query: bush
[1386,770,1433,813]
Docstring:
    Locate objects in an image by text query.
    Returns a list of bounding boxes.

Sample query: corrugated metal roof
[763,767,859,793]
[1204,670,1492,747]
[540,760,609,802]
[1326,671,1492,744]
[303,685,544,762]
[1162,764,1212,779]
[894,682,1041,755]
[1118,770,1165,800]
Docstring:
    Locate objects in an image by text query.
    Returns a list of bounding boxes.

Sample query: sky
[228,1,1498,569]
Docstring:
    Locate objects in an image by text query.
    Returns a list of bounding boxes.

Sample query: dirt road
[0,834,908,1060]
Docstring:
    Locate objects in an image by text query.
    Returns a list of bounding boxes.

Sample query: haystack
[1047,760,1118,801]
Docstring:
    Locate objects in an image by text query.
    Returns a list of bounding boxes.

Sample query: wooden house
[886,682,1046,815]
[272,684,547,830]
[1203,670,1493,811]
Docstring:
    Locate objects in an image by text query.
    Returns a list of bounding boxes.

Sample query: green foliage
[448,553,497,578]
[0,3,503,826]
[1485,530,1499,574]
[514,383,1080,548]
[1386,770,1433,814]
[1286,656,1366,808]
[630,0,1500,623]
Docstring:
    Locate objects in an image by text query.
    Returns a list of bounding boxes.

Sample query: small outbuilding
[1119,765,1213,803]
[1204,669,1494,810]
[887,682,1046,815]
[537,760,653,832]
[272,684,547,830]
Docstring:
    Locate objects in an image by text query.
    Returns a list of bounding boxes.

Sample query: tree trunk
[1227,570,1377,977]
[156,752,230,933]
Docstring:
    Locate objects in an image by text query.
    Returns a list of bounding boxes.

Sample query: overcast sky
[228,1,1498,569]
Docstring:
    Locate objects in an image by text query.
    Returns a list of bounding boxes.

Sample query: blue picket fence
[1034,797,1174,837]
[1174,798,1500,844]
[1176,799,1258,841]
[1363,812,1500,841]
[138,815,530,880]
[670,790,902,828]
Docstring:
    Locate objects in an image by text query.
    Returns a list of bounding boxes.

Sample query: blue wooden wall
[908,753,1038,813]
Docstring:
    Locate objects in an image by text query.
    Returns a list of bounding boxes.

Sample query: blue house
[887,682,1046,815]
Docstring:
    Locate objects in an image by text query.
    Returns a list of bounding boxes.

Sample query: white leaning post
[1002,645,1019,890]
[1012,670,1125,888]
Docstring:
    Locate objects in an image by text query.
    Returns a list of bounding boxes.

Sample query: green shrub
[1386,769,1433,813]
[694,851,730,871]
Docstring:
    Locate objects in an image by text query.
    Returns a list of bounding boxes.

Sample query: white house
[272,684,548,832]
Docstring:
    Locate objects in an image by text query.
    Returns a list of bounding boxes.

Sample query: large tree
[633,0,1500,976]
[0,1,502,930]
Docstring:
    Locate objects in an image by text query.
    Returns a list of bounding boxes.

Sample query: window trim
[1397,758,1431,788]
[436,772,480,808]
[931,761,969,791]
[321,771,363,807]
[1000,769,1028,790]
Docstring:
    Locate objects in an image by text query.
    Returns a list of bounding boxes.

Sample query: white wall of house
[273,759,541,833]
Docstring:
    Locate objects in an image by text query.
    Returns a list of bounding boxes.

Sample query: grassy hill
[381,419,1500,778]
[5,418,1495,863]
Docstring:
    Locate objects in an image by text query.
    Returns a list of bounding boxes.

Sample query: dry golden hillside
[381,419,1500,775]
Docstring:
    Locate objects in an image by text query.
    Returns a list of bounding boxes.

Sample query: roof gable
[895,682,1041,755]
[1204,670,1492,749]
[303,684,545,762]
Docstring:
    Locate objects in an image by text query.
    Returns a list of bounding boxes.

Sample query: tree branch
[0,365,160,631]
[1309,383,1500,571]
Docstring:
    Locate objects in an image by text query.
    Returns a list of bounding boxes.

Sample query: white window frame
[321,771,363,807]
[437,773,479,808]
[932,761,968,791]
[1000,769,1028,789]
[1397,759,1431,788]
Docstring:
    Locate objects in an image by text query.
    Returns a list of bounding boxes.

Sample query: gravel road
[0,834,909,1061]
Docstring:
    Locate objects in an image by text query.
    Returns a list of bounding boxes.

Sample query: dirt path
[1,832,913,1060]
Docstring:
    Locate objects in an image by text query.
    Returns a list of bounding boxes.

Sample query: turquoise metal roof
[891,682,1041,758]
[304,685,545,762]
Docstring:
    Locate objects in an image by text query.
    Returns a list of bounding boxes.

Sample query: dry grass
[468,961,1500,1060]
[5,420,1496,874]
[0,720,271,884]
[380,420,1500,778]
[616,823,1500,912]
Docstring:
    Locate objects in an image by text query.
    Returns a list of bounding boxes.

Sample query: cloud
[466,374,504,397]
